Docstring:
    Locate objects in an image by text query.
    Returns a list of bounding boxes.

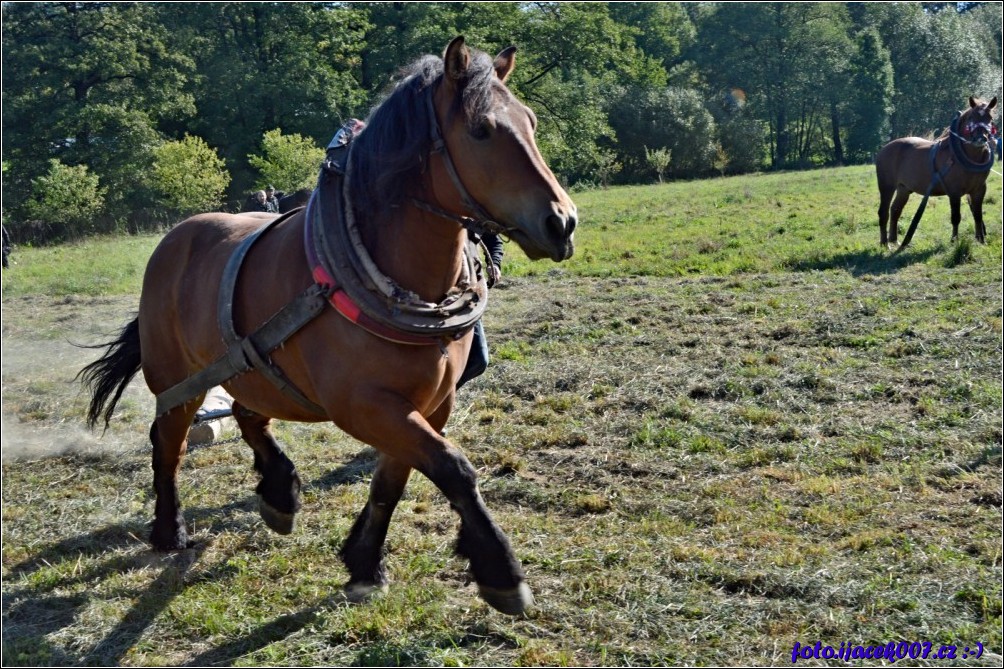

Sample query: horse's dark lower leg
[346,391,531,615]
[340,454,412,600]
[949,195,962,242]
[878,187,893,247]
[889,189,910,247]
[232,401,301,534]
[149,408,198,550]
[969,187,987,243]
[428,447,530,613]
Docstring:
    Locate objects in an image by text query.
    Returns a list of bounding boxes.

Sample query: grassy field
[2,164,1002,666]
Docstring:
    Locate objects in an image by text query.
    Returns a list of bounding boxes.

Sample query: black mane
[347,48,497,217]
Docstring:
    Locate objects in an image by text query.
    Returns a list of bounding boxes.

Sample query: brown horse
[875,96,997,250]
[78,37,577,615]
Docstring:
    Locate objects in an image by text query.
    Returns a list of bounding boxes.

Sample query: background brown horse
[875,96,997,250]
[79,37,577,615]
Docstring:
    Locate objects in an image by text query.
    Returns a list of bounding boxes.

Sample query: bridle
[947,109,996,173]
[410,85,515,240]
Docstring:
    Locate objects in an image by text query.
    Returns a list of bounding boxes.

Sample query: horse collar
[305,157,489,346]
[949,112,995,173]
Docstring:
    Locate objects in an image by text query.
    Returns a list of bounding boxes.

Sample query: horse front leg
[340,454,412,601]
[949,195,962,242]
[345,391,531,615]
[149,402,200,550]
[232,401,302,535]
[968,184,988,243]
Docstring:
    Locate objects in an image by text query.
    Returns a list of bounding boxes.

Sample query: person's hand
[487,262,502,287]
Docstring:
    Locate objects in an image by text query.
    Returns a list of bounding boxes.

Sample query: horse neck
[960,137,991,163]
[363,196,466,305]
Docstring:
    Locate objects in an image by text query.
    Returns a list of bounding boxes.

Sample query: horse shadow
[2,448,380,666]
[788,245,942,277]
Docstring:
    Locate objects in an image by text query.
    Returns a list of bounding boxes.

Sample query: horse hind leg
[231,401,302,534]
[889,188,911,248]
[340,453,412,601]
[149,401,201,550]
[877,184,894,248]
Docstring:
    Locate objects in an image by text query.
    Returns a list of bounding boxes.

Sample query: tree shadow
[787,245,942,277]
[2,495,286,666]
[2,448,390,666]
[312,447,378,491]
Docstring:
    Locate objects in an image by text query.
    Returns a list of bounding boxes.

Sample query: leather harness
[894,111,995,253]
[155,87,498,418]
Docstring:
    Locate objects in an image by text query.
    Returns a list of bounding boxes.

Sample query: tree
[2,2,195,225]
[160,3,369,199]
[23,160,105,243]
[694,3,855,168]
[644,146,672,183]
[876,4,1000,137]
[609,86,717,180]
[247,129,325,194]
[152,135,231,218]
[844,28,894,161]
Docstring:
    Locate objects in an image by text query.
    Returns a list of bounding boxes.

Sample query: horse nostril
[546,213,576,239]
[546,214,564,239]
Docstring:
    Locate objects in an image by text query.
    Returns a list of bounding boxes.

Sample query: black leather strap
[155,215,330,418]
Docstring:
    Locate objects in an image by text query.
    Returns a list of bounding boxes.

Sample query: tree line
[3,2,1001,244]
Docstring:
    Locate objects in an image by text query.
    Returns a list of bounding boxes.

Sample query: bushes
[20,160,107,244]
[151,135,231,217]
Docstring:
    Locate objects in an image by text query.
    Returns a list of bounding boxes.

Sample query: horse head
[960,96,998,147]
[432,37,577,262]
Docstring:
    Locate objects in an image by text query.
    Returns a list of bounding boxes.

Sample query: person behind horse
[265,185,280,213]
[248,190,270,213]
[457,231,503,389]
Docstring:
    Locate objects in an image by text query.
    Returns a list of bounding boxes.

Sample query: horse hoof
[150,532,189,552]
[478,582,534,615]
[344,580,389,603]
[258,495,296,535]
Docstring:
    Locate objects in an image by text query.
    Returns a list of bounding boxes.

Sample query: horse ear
[494,46,517,83]
[444,36,470,82]
[969,96,978,108]
[989,96,998,111]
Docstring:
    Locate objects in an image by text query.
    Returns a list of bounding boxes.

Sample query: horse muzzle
[520,210,576,261]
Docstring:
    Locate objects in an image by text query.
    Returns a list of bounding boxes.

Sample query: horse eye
[469,121,491,141]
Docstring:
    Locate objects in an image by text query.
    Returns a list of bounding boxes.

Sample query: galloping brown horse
[875,96,997,250]
[78,37,577,615]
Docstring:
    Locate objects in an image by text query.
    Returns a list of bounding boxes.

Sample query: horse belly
[876,138,935,194]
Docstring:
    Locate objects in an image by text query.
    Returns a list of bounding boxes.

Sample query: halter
[948,111,996,173]
[410,86,515,240]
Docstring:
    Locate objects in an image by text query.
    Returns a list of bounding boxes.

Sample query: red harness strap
[304,204,448,347]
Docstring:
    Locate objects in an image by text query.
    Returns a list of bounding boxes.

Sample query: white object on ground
[188,386,236,445]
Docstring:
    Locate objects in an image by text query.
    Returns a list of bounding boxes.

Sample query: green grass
[2,234,160,297]
[2,164,1001,665]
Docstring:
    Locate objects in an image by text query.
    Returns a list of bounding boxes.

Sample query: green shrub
[248,128,325,193]
[24,160,106,242]
[151,135,231,217]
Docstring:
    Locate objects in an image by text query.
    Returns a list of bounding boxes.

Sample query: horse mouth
[510,230,574,262]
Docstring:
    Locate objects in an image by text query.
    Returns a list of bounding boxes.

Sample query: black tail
[76,317,143,430]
